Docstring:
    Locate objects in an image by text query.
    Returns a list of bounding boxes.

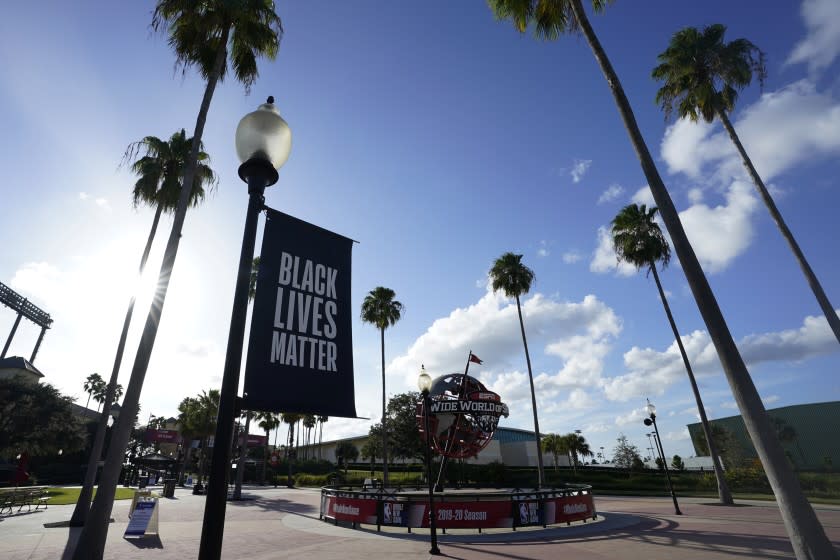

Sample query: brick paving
[0,486,838,559]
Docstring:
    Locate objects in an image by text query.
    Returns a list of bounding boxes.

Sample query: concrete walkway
[1,487,838,559]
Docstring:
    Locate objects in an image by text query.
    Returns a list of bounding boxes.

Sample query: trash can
[163,478,176,498]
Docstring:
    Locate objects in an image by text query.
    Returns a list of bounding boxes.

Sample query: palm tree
[255,412,280,484]
[489,252,544,488]
[75,3,282,555]
[487,2,834,556]
[541,433,566,471]
[175,397,201,485]
[360,287,403,488]
[82,373,104,410]
[317,416,328,460]
[567,433,593,468]
[302,415,317,460]
[232,410,251,499]
[70,131,215,528]
[249,256,261,301]
[652,24,840,346]
[612,203,733,505]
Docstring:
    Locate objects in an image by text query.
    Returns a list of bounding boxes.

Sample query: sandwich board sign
[124,498,159,538]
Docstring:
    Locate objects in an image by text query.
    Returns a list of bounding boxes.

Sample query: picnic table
[0,486,50,514]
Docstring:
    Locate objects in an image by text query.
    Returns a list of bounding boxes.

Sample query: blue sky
[1,0,839,460]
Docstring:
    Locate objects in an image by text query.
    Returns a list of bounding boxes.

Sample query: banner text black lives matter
[243,208,357,418]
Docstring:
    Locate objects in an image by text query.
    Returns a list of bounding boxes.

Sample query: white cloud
[597,183,624,204]
[787,0,840,74]
[687,188,704,204]
[562,251,582,264]
[9,262,63,309]
[615,407,647,426]
[570,159,592,183]
[630,186,654,207]
[677,180,758,273]
[738,311,839,363]
[589,226,638,277]
[763,395,780,405]
[537,240,550,258]
[387,287,621,430]
[79,192,89,200]
[656,81,840,273]
[602,310,840,401]
[662,81,840,183]
[664,428,690,442]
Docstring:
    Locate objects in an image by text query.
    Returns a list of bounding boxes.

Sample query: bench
[0,487,50,514]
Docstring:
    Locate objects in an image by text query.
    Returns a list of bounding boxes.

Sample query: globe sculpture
[416,373,509,459]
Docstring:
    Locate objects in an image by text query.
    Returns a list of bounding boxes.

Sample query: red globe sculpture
[417,373,509,459]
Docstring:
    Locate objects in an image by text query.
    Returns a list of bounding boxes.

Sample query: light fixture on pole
[418,365,441,556]
[198,97,291,560]
[643,399,681,515]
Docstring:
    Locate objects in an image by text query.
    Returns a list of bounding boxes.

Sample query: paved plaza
[1,486,838,559]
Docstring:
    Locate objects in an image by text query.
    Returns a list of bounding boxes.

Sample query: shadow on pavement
[125,535,164,549]
[226,494,318,517]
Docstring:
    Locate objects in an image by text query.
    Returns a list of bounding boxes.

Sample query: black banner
[243,208,357,418]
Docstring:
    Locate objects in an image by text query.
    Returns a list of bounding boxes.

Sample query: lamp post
[644,399,681,515]
[418,365,441,556]
[198,97,291,560]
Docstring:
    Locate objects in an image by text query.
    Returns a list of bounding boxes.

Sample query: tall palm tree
[234,255,263,498]
[70,130,215,528]
[489,252,544,488]
[232,410,251,499]
[302,414,317,460]
[567,433,592,468]
[82,373,103,410]
[317,416,328,460]
[249,256,261,301]
[255,412,280,484]
[487,2,834,556]
[612,203,733,505]
[360,287,403,488]
[75,3,282,556]
[652,24,840,346]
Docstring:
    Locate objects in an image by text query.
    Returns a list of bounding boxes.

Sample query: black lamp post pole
[649,413,682,516]
[422,390,441,555]
[198,158,277,560]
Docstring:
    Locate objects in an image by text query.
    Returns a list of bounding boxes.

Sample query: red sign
[145,429,181,443]
[269,454,279,466]
[246,434,268,447]
[544,495,595,524]
[323,496,378,524]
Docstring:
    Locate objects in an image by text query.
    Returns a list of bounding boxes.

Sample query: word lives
[270,252,339,372]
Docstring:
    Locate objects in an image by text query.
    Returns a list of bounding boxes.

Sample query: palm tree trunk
[178,445,192,485]
[261,429,269,485]
[514,294,544,488]
[717,110,840,345]
[72,27,230,560]
[380,327,389,487]
[85,393,91,410]
[233,413,251,499]
[70,204,164,527]
[650,264,733,505]
[568,1,835,556]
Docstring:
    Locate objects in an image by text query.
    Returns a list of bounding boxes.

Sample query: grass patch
[45,487,140,505]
